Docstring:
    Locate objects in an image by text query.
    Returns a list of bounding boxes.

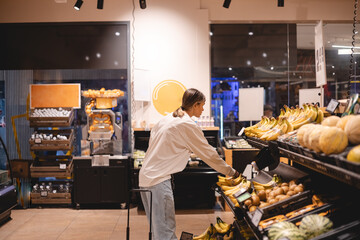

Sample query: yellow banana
[223,230,234,240]
[316,108,324,123]
[193,224,216,240]
[216,217,231,234]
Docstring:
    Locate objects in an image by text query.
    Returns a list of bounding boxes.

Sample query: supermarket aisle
[0,207,234,240]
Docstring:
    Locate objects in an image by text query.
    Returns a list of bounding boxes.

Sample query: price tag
[233,189,251,203]
[238,127,245,136]
[180,231,193,240]
[59,163,66,169]
[326,99,339,114]
[40,190,48,197]
[34,138,42,144]
[251,208,263,227]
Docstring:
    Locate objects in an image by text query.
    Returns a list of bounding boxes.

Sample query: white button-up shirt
[139,112,235,187]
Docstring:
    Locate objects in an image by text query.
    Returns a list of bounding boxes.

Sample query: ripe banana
[193,224,216,240]
[214,217,231,234]
[316,108,324,123]
[252,174,282,190]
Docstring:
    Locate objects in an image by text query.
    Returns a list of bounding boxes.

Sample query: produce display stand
[29,108,74,127]
[30,156,73,178]
[279,147,360,189]
[29,129,74,151]
[218,137,360,239]
[31,192,72,204]
[29,108,75,205]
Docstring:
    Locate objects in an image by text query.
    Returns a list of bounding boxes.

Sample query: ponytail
[172,107,185,118]
[172,88,205,118]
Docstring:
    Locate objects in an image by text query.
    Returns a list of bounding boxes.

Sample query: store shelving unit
[218,137,360,240]
[29,108,75,205]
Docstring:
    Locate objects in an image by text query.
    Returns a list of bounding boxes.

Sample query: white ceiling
[297,23,360,50]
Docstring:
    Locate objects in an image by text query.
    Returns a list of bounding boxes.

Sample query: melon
[308,125,328,152]
[321,115,340,127]
[344,115,360,145]
[302,124,319,150]
[268,221,298,240]
[347,145,360,163]
[319,127,348,155]
[336,115,355,130]
[299,214,333,238]
[297,124,315,147]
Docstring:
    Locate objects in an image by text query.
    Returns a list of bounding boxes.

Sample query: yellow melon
[336,115,355,130]
[344,115,360,145]
[297,124,315,147]
[303,124,318,149]
[321,115,341,127]
[308,125,328,152]
[319,127,348,155]
[347,145,360,163]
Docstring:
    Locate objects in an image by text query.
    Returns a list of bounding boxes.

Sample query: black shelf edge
[246,137,269,149]
[279,147,360,189]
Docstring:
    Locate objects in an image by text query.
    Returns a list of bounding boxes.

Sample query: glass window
[0,22,130,159]
[211,23,360,137]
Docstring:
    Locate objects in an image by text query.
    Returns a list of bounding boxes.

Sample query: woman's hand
[232,170,240,179]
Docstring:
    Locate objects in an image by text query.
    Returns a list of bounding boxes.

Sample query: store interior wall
[0,0,354,126]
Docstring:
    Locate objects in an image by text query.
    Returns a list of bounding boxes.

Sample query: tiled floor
[0,205,235,240]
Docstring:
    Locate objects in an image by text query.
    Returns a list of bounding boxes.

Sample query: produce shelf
[279,147,360,189]
[30,159,73,178]
[246,137,269,149]
[29,108,74,127]
[29,129,74,151]
[31,192,72,204]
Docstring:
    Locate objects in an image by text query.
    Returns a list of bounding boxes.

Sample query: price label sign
[180,232,193,240]
[34,138,42,144]
[233,189,251,204]
[251,208,263,227]
[40,190,48,197]
[59,163,67,170]
[326,99,339,114]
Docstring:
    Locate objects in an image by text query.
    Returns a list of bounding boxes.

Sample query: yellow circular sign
[152,80,186,116]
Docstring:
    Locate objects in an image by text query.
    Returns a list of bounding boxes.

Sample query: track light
[139,0,146,9]
[97,0,103,9]
[223,0,231,8]
[74,0,83,10]
[278,0,284,7]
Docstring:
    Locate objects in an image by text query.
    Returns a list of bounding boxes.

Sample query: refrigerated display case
[0,136,17,224]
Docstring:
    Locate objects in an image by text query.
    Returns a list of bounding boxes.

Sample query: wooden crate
[31,192,72,204]
[30,159,73,178]
[29,108,74,127]
[29,129,74,151]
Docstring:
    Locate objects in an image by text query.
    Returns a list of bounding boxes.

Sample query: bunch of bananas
[252,174,282,191]
[245,103,324,141]
[193,218,233,240]
[217,175,251,206]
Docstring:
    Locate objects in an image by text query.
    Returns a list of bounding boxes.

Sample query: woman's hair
[173,88,206,117]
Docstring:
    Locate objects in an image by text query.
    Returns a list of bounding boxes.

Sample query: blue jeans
[141,179,177,240]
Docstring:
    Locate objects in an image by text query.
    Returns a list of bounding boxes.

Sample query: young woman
[139,88,239,240]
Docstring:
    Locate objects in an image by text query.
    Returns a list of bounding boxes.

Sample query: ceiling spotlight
[97,0,103,9]
[223,0,231,8]
[74,0,83,10]
[139,0,146,9]
[278,0,284,7]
